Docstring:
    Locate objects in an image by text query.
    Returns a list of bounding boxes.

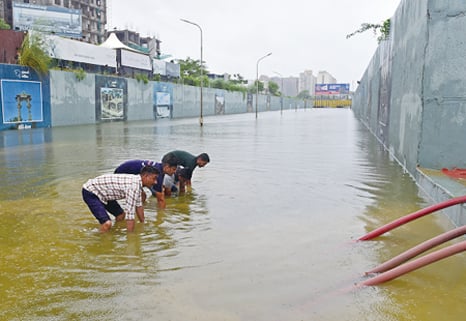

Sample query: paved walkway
[417,167,466,226]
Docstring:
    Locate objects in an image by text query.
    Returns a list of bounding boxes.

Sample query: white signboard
[40,33,117,68]
[121,50,152,71]
[152,59,167,75]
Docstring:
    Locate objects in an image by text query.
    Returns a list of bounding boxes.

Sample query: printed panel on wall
[153,82,173,119]
[0,63,51,130]
[247,93,253,112]
[95,75,127,122]
[215,94,225,115]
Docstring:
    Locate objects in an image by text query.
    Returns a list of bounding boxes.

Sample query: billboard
[95,76,127,121]
[166,62,180,78]
[153,82,173,119]
[315,83,350,95]
[121,49,152,71]
[13,2,82,39]
[40,33,116,67]
[152,59,167,76]
[0,64,51,130]
[1,79,43,124]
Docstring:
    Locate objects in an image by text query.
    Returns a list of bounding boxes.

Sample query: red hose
[362,240,466,286]
[366,225,466,274]
[359,195,466,241]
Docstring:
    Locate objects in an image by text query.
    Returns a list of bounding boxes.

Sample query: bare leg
[100,220,112,233]
[115,212,126,222]
[179,177,186,194]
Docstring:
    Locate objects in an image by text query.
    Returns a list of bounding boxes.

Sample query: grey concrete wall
[420,2,466,169]
[352,0,466,174]
[50,70,96,126]
[126,78,153,121]
[387,0,427,173]
[49,70,308,126]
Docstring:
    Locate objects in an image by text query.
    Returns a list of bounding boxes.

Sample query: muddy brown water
[0,109,464,321]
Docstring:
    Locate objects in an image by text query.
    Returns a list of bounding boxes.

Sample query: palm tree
[18,33,51,76]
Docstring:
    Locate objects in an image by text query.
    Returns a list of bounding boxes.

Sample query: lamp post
[180,18,204,126]
[255,52,272,118]
[273,71,284,114]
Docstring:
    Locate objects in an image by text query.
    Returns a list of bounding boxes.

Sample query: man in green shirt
[163,150,210,194]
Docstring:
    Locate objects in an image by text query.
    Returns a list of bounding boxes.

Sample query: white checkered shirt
[83,174,143,220]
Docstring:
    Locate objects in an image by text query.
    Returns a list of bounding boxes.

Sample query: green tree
[18,33,51,76]
[177,57,208,77]
[250,80,265,94]
[297,90,311,99]
[0,18,10,29]
[268,81,280,96]
[346,18,391,43]
[229,73,247,85]
[176,57,209,86]
[210,78,248,93]
[211,78,227,90]
[226,82,247,94]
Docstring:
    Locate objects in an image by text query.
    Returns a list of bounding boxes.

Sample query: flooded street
[1,109,465,321]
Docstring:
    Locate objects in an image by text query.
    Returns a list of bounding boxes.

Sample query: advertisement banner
[166,62,180,78]
[95,75,127,121]
[315,83,350,95]
[215,94,225,115]
[0,64,51,130]
[1,79,43,124]
[121,50,152,71]
[40,33,116,67]
[153,82,173,119]
[13,2,82,39]
[152,59,167,75]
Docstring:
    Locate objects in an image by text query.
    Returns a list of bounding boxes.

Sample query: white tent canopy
[100,33,141,53]
[100,32,152,71]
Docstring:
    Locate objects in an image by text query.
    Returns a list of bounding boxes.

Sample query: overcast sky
[109,0,401,88]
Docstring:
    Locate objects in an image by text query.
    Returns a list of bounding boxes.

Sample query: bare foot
[99,220,112,233]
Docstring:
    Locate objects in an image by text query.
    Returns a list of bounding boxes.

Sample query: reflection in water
[0,110,465,321]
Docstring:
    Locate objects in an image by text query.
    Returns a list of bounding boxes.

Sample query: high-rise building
[316,70,336,84]
[0,0,107,44]
[299,70,317,95]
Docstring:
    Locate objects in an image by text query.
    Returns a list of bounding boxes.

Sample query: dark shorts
[176,167,190,180]
[82,188,124,224]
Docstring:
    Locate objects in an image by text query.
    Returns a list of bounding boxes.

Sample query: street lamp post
[180,18,204,126]
[273,71,284,114]
[255,52,272,118]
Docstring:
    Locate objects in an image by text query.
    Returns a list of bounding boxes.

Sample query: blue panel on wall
[153,82,173,119]
[0,63,51,130]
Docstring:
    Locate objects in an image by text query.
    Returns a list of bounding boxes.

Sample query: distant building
[269,76,282,92]
[316,70,336,84]
[0,0,107,44]
[260,75,298,97]
[0,29,24,64]
[299,70,317,95]
[282,77,299,97]
[108,29,161,59]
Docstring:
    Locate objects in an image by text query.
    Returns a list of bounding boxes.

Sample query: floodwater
[1,109,465,321]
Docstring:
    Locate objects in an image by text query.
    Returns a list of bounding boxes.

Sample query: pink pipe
[359,195,466,241]
[362,240,466,286]
[366,225,466,274]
